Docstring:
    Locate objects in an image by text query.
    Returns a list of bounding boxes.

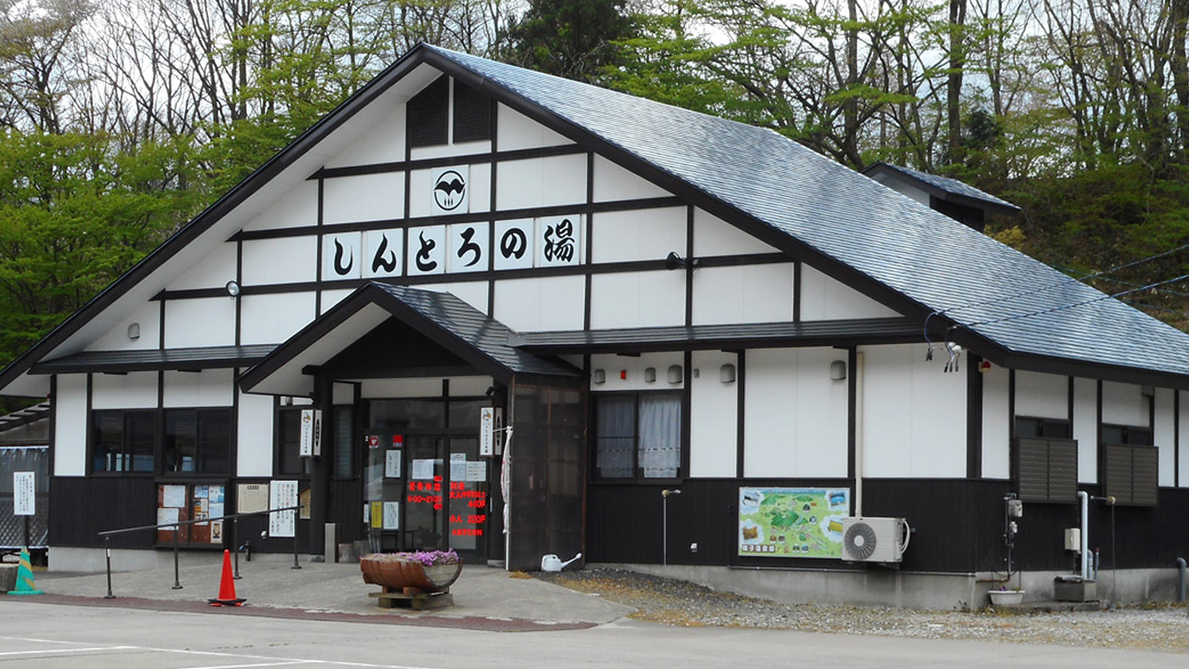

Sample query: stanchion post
[171,523,183,589]
[104,535,115,599]
[292,516,301,570]
[232,517,241,580]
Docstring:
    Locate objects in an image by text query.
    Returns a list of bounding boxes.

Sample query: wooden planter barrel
[360,554,463,594]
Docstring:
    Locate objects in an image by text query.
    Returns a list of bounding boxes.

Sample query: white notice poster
[162,484,186,508]
[385,450,402,478]
[12,471,34,516]
[269,480,298,538]
[411,459,434,480]
[466,461,487,482]
[450,453,467,481]
[383,501,400,530]
[157,507,179,527]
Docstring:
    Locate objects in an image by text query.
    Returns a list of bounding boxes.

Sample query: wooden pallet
[369,586,454,611]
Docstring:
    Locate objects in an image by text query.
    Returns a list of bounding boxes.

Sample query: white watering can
[540,552,582,572]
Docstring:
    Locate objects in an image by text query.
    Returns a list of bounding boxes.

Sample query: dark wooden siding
[50,476,157,548]
[588,478,1189,573]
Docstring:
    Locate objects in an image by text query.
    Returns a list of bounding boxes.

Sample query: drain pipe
[854,351,864,517]
[1177,557,1186,603]
[1077,491,1090,580]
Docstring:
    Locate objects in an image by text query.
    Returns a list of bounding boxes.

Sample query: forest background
[1,0,1188,408]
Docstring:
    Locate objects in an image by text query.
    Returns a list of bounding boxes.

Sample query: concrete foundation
[610,563,1188,611]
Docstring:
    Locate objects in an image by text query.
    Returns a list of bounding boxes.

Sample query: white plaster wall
[240,292,317,345]
[800,265,900,321]
[590,207,686,264]
[743,348,848,478]
[242,180,319,232]
[323,172,406,224]
[242,236,318,286]
[237,392,274,477]
[163,369,234,408]
[1014,370,1068,420]
[1180,391,1189,487]
[693,209,777,257]
[164,298,237,348]
[1073,377,1098,484]
[691,264,794,325]
[324,104,406,168]
[690,351,738,478]
[1153,388,1175,487]
[496,154,586,210]
[92,371,158,409]
[590,271,685,329]
[316,289,353,315]
[1101,381,1149,426]
[881,180,930,206]
[592,155,670,202]
[409,164,491,217]
[85,301,161,352]
[497,105,572,150]
[590,353,685,391]
[410,141,493,161]
[168,242,238,291]
[493,276,585,332]
[980,364,1010,479]
[417,281,489,314]
[860,344,966,478]
[53,374,88,476]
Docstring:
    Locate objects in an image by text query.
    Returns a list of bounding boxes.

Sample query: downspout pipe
[1078,491,1090,580]
[1177,557,1186,603]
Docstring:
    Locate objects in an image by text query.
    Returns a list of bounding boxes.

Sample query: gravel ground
[534,568,1189,653]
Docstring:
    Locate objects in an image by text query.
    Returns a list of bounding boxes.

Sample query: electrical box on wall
[1064,528,1081,552]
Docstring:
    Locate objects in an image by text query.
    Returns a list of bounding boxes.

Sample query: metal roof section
[28,345,275,375]
[861,162,1021,214]
[509,318,921,354]
[422,45,1189,386]
[240,283,580,396]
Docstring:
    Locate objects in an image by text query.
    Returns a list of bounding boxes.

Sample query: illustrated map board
[738,488,850,559]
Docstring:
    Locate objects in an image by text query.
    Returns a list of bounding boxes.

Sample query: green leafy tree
[502,0,636,82]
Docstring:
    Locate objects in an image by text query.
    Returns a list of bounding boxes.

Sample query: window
[276,408,306,476]
[594,392,682,480]
[163,408,231,474]
[334,406,355,479]
[92,410,155,473]
[1101,425,1157,506]
[1015,416,1071,439]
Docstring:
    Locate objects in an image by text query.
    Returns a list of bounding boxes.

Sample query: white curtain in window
[639,394,681,478]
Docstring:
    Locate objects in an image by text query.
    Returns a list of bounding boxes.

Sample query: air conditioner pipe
[1078,491,1090,580]
[1177,557,1187,603]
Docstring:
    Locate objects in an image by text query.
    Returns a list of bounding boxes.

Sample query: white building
[2,45,1187,609]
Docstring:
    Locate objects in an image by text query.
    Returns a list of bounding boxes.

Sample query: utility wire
[956,272,1189,330]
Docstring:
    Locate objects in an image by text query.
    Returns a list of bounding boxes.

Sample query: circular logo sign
[433,170,466,211]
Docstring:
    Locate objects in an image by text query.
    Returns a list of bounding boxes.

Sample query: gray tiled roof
[30,345,275,374]
[864,162,1019,211]
[429,46,1189,380]
[371,284,581,379]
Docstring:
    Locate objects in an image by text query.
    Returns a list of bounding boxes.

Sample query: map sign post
[738,488,850,559]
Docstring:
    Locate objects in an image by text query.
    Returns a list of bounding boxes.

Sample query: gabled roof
[3,44,1189,393]
[861,162,1020,215]
[239,283,579,395]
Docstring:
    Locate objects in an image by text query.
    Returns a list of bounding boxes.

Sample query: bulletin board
[156,482,227,546]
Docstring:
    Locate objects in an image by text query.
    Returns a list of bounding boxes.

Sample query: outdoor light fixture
[593,369,606,384]
[720,363,736,383]
[127,323,140,340]
[667,365,683,384]
[225,280,241,298]
[830,360,847,381]
[645,367,657,383]
[664,251,686,270]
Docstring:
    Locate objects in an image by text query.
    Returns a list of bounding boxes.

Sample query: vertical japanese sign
[269,480,298,538]
[12,471,34,516]
[299,409,322,457]
[479,407,495,456]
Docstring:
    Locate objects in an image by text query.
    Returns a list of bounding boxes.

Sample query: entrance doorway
[402,436,488,554]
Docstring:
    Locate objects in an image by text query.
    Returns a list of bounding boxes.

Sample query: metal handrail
[97,505,302,599]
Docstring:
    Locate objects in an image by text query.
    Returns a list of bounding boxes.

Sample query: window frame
[90,408,157,475]
[591,390,684,483]
[274,406,309,478]
[161,407,233,476]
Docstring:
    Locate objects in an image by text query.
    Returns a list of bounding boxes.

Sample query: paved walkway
[26,556,631,632]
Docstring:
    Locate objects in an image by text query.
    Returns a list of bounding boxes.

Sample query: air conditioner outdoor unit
[840,517,910,563]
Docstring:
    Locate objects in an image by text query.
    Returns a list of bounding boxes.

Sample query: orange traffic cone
[208,549,245,607]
